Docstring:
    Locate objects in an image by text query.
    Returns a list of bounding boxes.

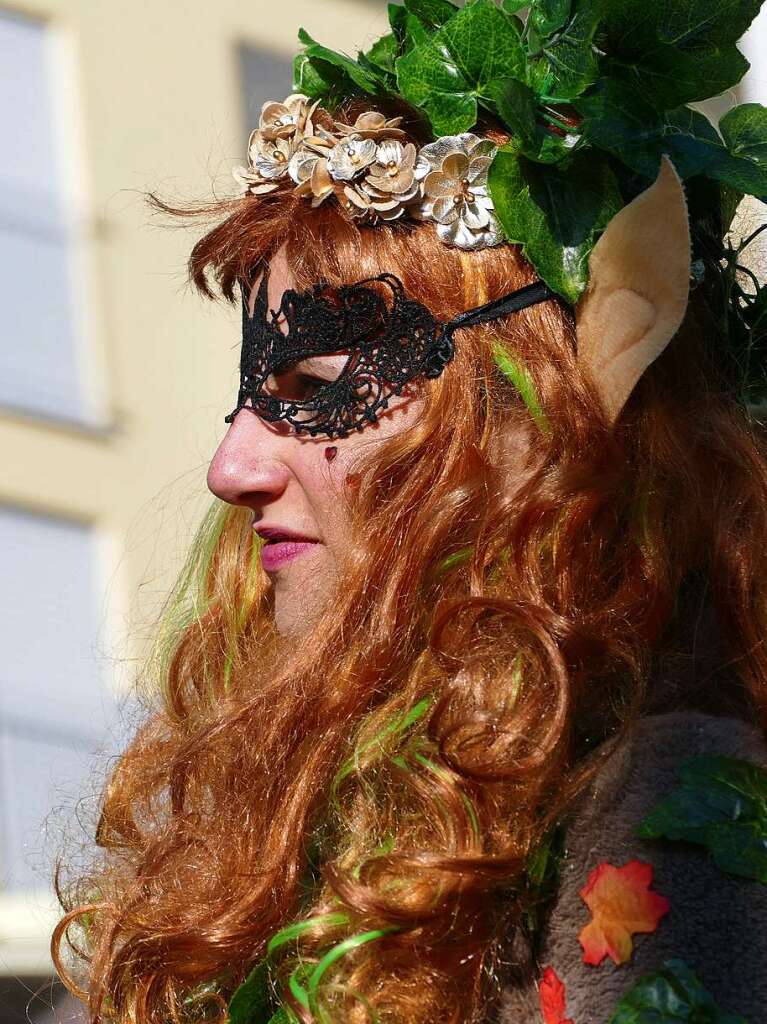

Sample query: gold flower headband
[233,92,503,252]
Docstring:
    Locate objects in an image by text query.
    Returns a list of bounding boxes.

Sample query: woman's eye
[296,373,327,396]
[263,369,330,401]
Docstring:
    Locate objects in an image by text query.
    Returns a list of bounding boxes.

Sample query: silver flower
[251,133,294,179]
[326,135,377,181]
[233,127,299,195]
[413,133,504,250]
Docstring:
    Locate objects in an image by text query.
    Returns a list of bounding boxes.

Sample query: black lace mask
[224,267,557,440]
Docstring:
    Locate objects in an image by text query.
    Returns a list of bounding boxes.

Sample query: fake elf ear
[575,156,692,424]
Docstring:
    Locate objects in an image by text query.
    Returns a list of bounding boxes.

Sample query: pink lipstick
[254,524,320,572]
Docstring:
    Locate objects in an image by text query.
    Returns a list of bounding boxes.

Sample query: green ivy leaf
[488,78,577,163]
[610,958,748,1023]
[488,146,622,303]
[573,81,707,176]
[362,32,400,77]
[636,755,767,883]
[533,0,602,101]
[529,0,571,38]
[403,0,459,30]
[597,0,762,110]
[389,3,432,51]
[488,78,538,150]
[395,0,527,135]
[228,960,273,1024]
[720,103,767,165]
[502,0,530,12]
[292,52,350,101]
[574,82,767,200]
[720,181,748,237]
[296,27,381,97]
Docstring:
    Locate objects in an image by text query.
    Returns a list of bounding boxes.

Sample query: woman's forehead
[248,240,403,318]
[248,245,295,321]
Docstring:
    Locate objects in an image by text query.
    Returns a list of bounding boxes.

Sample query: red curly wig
[53,98,767,1024]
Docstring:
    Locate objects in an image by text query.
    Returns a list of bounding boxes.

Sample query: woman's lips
[259,538,319,572]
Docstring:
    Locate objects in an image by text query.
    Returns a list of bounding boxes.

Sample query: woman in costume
[54,2,767,1022]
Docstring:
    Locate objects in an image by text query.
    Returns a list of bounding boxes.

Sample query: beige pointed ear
[575,155,692,423]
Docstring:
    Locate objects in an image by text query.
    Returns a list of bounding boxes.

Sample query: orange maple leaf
[539,965,575,1024]
[578,859,670,966]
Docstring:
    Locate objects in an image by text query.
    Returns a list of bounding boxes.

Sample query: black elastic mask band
[224,269,557,440]
[443,280,556,335]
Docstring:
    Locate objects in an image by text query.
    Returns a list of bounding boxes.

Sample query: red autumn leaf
[539,965,575,1024]
[578,859,670,966]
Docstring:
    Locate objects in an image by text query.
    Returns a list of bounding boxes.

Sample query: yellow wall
[0,0,388,641]
[0,0,388,975]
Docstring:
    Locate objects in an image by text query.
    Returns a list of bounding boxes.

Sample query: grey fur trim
[497,711,767,1023]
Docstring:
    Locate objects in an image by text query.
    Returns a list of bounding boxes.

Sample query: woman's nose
[207,408,292,507]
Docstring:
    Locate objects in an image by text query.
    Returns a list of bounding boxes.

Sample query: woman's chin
[271,553,335,638]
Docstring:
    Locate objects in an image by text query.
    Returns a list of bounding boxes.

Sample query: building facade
[0,0,386,1008]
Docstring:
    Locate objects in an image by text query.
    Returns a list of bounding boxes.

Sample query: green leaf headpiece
[234,0,767,415]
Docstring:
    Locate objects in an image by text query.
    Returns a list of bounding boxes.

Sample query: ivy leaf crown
[289,0,767,412]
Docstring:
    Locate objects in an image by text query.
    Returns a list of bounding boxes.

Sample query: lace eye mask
[224,267,557,440]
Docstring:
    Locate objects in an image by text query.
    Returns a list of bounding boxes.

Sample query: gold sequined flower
[233,94,324,195]
[254,133,296,178]
[413,133,503,250]
[333,110,408,141]
[363,140,419,195]
[340,185,406,223]
[258,93,319,141]
[287,149,337,207]
[339,140,422,222]
[232,163,278,195]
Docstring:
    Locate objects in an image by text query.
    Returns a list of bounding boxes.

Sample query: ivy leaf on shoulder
[488,146,622,303]
[597,0,762,111]
[228,959,273,1024]
[636,755,767,883]
[396,0,527,135]
[610,958,747,1023]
